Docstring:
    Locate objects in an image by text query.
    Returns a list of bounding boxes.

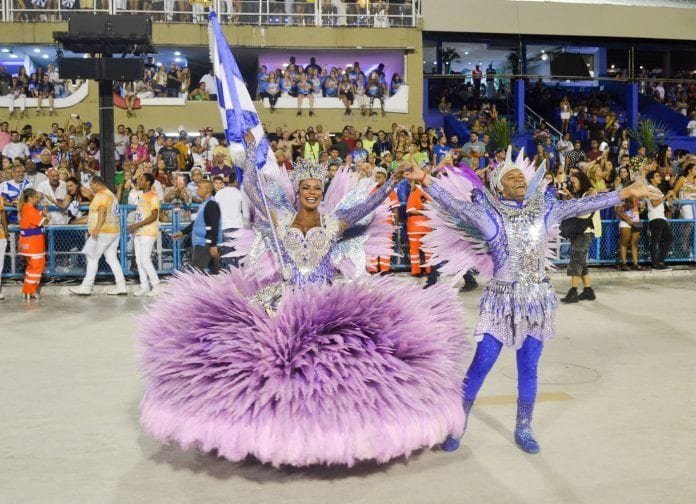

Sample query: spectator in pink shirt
[0,122,10,152]
[125,135,149,168]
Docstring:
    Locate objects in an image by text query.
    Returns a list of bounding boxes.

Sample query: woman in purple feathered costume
[138,134,469,468]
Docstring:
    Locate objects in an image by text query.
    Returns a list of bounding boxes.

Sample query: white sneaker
[133,286,150,297]
[146,285,161,297]
[69,285,93,296]
[0,292,5,300]
[107,283,128,296]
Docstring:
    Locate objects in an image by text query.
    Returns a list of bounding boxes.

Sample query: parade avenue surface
[2,274,695,504]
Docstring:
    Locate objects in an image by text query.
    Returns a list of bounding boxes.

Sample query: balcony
[0,0,422,27]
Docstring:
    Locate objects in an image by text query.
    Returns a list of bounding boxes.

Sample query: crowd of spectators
[257,57,401,116]
[431,71,511,112]
[0,64,81,117]
[642,79,696,135]
[2,107,695,283]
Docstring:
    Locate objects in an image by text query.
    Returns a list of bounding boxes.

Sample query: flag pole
[208,12,288,280]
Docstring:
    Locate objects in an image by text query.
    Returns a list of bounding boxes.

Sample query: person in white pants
[69,176,127,296]
[0,198,8,300]
[7,77,27,116]
[127,173,161,297]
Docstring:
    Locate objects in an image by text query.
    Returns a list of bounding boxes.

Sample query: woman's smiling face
[298,179,323,211]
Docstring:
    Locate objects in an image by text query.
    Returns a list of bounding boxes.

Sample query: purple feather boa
[139,270,469,467]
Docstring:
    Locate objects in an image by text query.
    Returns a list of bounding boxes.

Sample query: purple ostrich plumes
[139,269,468,467]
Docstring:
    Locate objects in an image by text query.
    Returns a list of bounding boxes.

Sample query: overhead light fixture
[541,49,545,53]
[42,54,49,59]
[83,54,89,59]
[156,62,162,67]
[174,51,181,56]
[541,53,549,61]
[1,48,9,53]
[464,51,469,55]
[174,57,182,63]
[611,64,616,69]
[9,54,18,59]
[33,48,41,53]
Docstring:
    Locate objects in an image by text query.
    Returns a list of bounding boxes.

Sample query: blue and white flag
[208,11,277,175]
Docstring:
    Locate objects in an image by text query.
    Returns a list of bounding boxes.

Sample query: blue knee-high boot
[442,335,502,452]
[514,399,540,453]
[514,336,542,453]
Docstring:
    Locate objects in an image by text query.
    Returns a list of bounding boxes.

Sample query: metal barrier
[2,200,695,280]
[0,0,421,26]
[1,203,189,279]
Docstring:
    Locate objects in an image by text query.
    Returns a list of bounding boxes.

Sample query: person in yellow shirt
[0,197,7,300]
[212,141,231,166]
[173,131,191,171]
[69,176,127,296]
[127,173,161,297]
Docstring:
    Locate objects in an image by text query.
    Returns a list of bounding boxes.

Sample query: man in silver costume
[405,150,660,453]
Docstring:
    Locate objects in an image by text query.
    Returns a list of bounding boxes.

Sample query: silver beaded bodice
[277,212,340,285]
[485,191,548,284]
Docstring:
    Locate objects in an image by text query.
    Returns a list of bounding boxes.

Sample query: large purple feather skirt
[139,269,469,467]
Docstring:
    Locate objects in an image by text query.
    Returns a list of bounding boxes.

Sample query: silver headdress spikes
[491,146,544,191]
[290,159,328,189]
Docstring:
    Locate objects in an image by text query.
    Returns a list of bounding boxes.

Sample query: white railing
[1,0,422,26]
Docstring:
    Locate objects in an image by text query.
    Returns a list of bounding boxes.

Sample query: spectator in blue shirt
[309,68,322,97]
[280,68,295,97]
[263,72,281,111]
[296,74,315,117]
[543,136,558,173]
[352,139,369,164]
[323,69,339,97]
[366,72,386,117]
[432,135,451,165]
[257,65,269,99]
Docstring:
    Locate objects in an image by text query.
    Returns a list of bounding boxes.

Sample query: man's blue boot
[514,399,540,454]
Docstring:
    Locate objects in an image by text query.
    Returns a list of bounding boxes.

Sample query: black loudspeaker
[550,53,592,78]
[59,57,144,81]
[68,13,151,39]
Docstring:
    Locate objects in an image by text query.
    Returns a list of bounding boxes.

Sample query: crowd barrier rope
[2,200,695,279]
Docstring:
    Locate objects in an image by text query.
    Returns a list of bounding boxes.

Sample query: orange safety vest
[18,203,46,257]
[406,185,432,233]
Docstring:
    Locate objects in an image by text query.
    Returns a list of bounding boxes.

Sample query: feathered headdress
[290,159,328,190]
[490,146,545,192]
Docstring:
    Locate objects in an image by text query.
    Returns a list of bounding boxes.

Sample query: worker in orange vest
[368,166,398,273]
[406,179,435,283]
[18,188,48,300]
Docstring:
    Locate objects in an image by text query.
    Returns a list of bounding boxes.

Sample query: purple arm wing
[425,180,497,240]
[548,190,622,224]
[334,177,397,227]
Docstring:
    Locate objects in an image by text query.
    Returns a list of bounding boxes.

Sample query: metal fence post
[48,228,55,276]
[172,204,181,270]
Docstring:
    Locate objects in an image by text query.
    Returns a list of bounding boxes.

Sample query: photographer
[560,170,598,303]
